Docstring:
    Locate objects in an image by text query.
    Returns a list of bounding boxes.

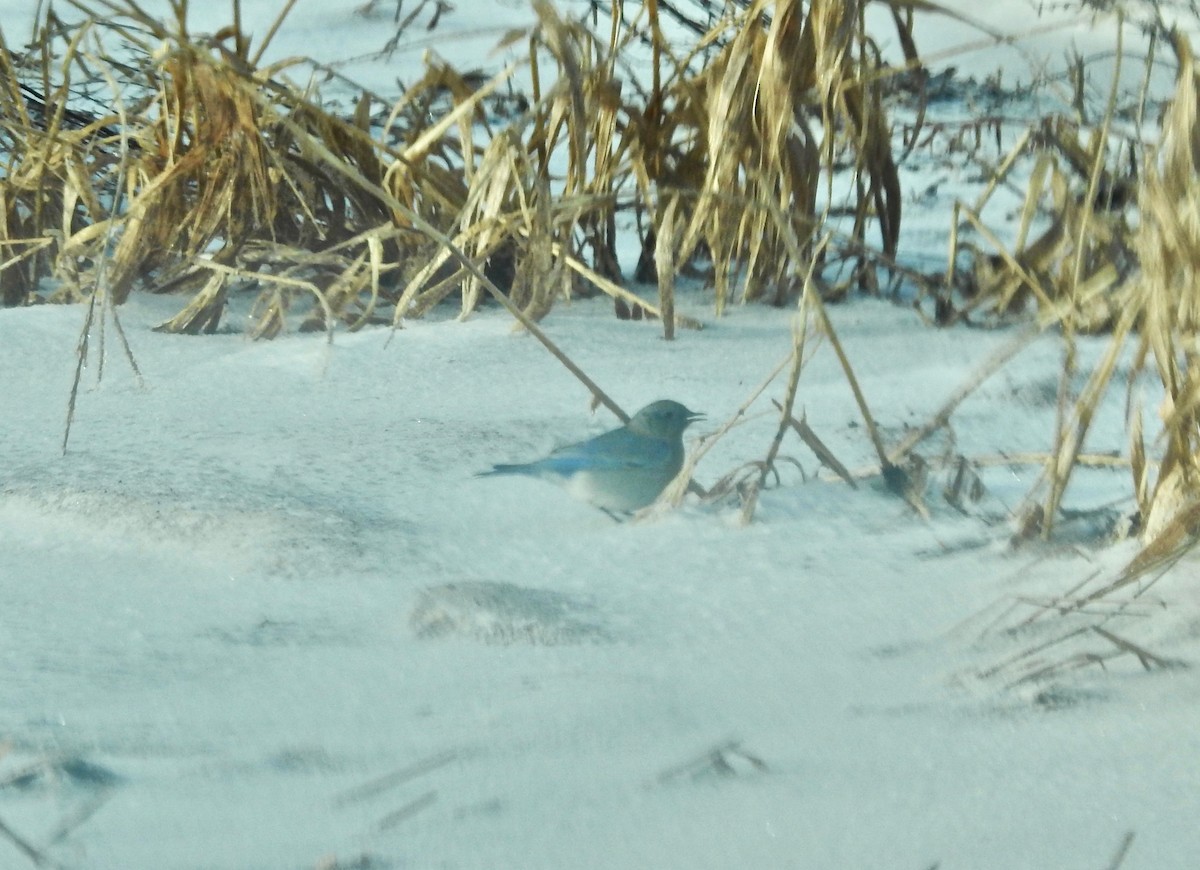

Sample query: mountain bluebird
[481,400,703,513]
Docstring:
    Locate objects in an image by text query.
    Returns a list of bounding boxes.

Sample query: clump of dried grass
[1123,30,1200,548]
[949,25,1200,693]
[658,0,905,311]
[2,0,921,338]
[3,2,385,331]
[1014,26,1200,554]
[942,85,1141,329]
[2,1,528,336]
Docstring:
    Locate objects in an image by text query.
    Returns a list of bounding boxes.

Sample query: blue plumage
[482,400,703,513]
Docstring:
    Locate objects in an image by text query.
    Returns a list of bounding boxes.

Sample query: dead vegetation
[7,1,1200,684]
[967,26,1200,690]
[0,0,911,334]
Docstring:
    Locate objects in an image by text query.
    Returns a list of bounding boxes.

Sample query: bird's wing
[538,429,670,475]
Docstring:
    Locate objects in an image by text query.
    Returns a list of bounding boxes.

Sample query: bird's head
[627,400,704,439]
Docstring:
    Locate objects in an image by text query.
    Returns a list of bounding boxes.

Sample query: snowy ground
[4,2,1200,869]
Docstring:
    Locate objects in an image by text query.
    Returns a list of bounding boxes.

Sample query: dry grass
[1127,32,1200,546]
[920,17,1200,561]
[11,0,1200,574]
[947,22,1200,683]
[1,0,916,336]
[1011,26,1200,559]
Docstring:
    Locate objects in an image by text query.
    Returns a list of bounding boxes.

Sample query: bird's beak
[686,410,705,425]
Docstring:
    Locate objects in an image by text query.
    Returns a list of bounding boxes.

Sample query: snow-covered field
[3,2,1200,869]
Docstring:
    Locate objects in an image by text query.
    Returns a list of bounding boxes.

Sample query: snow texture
[3,2,1200,869]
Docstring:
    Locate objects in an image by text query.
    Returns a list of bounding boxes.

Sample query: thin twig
[772,399,857,489]
[334,749,459,807]
[375,790,437,831]
[1092,626,1185,671]
[888,326,1040,466]
[0,813,58,869]
[62,293,97,456]
[46,792,114,846]
[1103,830,1136,870]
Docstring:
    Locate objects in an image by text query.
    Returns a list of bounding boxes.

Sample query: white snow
[3,2,1200,869]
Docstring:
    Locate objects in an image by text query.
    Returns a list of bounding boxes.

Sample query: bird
[480,400,704,514]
